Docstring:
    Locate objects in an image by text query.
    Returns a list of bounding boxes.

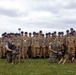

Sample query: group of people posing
[0,28,76,64]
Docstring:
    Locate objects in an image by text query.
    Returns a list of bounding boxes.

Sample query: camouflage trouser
[33,47,40,57]
[49,52,57,63]
[45,46,49,57]
[67,47,75,56]
[0,47,1,58]
[27,46,32,58]
[75,47,76,58]
[40,47,45,57]
[22,46,28,58]
[31,46,34,57]
[0,46,6,58]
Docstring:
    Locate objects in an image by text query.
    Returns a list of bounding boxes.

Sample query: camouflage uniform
[45,34,49,57]
[66,35,75,57]
[39,34,46,57]
[27,33,32,58]
[49,38,61,63]
[0,37,2,58]
[32,34,40,57]
[1,36,7,58]
[22,35,29,58]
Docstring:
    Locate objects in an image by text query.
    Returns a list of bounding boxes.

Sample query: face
[8,39,12,43]
[53,38,57,42]
[29,34,31,37]
[25,34,27,36]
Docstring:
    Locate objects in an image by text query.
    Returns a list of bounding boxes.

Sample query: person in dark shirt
[5,38,16,64]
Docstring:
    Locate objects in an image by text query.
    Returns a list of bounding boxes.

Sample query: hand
[10,50,12,51]
[54,51,57,53]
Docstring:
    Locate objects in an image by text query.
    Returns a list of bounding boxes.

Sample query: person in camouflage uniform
[32,33,40,58]
[66,33,75,62]
[22,32,29,58]
[45,33,49,58]
[31,32,36,58]
[49,38,61,63]
[1,33,8,58]
[0,36,2,58]
[39,34,46,58]
[27,33,32,58]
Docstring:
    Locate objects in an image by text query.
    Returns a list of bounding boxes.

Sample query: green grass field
[0,58,76,75]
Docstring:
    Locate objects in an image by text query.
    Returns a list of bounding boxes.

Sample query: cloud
[0,7,22,17]
[0,0,76,36]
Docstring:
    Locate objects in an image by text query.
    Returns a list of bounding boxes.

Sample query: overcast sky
[0,0,76,36]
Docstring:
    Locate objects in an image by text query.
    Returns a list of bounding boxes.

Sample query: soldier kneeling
[5,38,17,64]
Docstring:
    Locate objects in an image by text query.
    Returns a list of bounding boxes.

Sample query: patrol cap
[36,33,38,35]
[21,31,24,34]
[73,30,75,33]
[52,33,54,35]
[29,33,31,35]
[54,31,56,34]
[4,32,7,34]
[39,30,42,33]
[46,33,48,35]
[33,32,36,34]
[70,28,73,30]
[61,32,64,34]
[25,32,28,34]
[69,32,72,35]
[58,32,61,34]
[66,30,69,32]
[42,34,44,36]
[10,33,13,35]
[15,33,18,35]
[2,33,4,36]
[48,32,51,35]
[18,33,20,35]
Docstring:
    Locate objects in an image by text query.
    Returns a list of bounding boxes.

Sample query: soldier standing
[31,32,36,58]
[32,33,40,58]
[27,33,32,58]
[22,32,29,58]
[45,33,49,58]
[0,36,2,58]
[40,34,46,58]
[16,34,22,53]
[66,33,75,62]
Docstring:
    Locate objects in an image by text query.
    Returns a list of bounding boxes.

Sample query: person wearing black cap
[0,36,2,58]
[70,28,74,33]
[27,33,32,58]
[49,37,61,63]
[1,33,8,59]
[66,33,75,63]
[65,30,69,37]
[45,33,49,58]
[31,32,36,58]
[21,31,24,36]
[39,30,42,37]
[48,32,52,43]
[58,32,61,42]
[39,34,46,58]
[63,30,70,51]
[22,32,29,59]
[32,33,40,58]
[61,32,64,37]
[53,31,57,38]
